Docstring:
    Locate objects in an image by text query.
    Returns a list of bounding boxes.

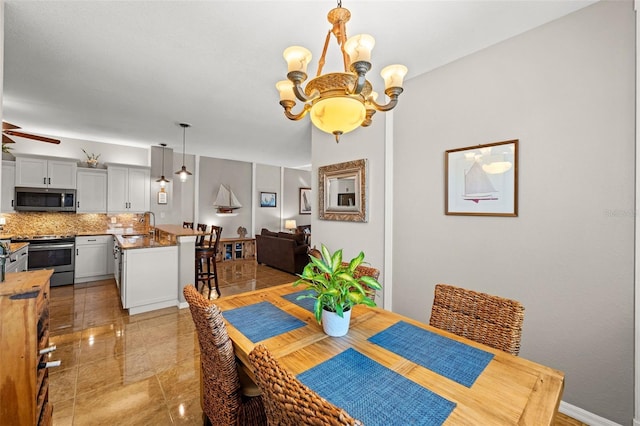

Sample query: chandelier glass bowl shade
[276,1,407,142]
[155,143,170,188]
[174,123,192,183]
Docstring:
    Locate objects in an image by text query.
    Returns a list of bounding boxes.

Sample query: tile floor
[48,260,296,425]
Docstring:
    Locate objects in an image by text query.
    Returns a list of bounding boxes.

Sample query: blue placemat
[368,321,494,387]
[298,348,455,426]
[281,289,317,313]
[223,301,306,343]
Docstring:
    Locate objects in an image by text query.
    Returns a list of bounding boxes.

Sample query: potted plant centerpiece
[294,244,382,337]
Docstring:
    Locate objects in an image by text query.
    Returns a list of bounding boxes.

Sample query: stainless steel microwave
[14,187,76,212]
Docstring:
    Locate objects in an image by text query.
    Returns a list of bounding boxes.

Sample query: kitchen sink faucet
[144,211,156,238]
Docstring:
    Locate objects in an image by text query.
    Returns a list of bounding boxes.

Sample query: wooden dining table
[214,283,564,425]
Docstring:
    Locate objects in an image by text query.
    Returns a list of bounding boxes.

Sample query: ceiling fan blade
[4,130,60,144]
[2,121,21,131]
[2,134,16,144]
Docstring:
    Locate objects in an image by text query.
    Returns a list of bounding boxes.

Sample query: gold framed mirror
[318,159,368,222]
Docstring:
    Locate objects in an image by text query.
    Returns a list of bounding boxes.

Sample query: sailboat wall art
[214,184,242,216]
[445,140,518,216]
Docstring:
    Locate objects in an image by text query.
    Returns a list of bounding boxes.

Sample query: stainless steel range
[10,234,75,287]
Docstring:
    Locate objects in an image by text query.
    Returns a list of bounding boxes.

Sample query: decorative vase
[321,308,352,337]
[87,159,98,168]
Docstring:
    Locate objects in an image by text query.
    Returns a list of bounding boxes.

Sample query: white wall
[198,157,252,239]
[311,116,386,304]
[393,1,634,424]
[255,163,281,233]
[5,135,148,166]
[283,167,312,229]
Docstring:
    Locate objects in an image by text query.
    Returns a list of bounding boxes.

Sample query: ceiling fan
[2,121,60,144]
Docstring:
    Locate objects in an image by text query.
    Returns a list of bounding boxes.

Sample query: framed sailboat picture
[299,188,311,214]
[445,139,518,216]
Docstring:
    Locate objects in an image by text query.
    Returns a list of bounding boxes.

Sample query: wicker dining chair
[183,285,266,426]
[429,283,525,356]
[248,344,363,426]
[342,262,380,300]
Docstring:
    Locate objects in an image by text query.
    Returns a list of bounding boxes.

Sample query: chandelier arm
[280,100,311,121]
[361,109,376,127]
[348,61,371,95]
[370,87,404,112]
[287,71,320,103]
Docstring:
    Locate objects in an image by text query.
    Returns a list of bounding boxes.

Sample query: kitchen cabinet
[107,165,150,213]
[2,160,15,212]
[5,243,29,273]
[0,270,55,426]
[76,169,107,213]
[120,245,178,314]
[75,235,113,283]
[15,155,77,189]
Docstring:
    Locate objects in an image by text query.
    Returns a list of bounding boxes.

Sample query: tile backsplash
[0,212,148,236]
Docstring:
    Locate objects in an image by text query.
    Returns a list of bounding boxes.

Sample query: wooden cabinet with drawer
[0,269,55,425]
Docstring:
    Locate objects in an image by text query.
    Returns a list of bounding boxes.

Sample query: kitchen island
[154,224,204,309]
[114,234,178,315]
[105,224,204,315]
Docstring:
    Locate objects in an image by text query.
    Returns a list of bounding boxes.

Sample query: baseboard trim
[560,401,622,426]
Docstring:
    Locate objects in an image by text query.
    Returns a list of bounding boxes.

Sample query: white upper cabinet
[15,156,77,189]
[107,165,150,213]
[2,161,16,212]
[76,168,107,213]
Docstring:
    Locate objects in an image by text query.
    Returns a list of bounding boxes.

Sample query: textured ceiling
[3,0,596,168]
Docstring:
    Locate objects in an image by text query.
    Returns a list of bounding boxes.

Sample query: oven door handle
[29,243,75,251]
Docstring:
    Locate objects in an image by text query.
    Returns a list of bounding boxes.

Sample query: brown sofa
[255,228,309,275]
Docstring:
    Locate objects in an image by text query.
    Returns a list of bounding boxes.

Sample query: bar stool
[195,225,222,299]
[195,223,208,247]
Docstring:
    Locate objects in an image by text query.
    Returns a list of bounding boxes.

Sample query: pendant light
[175,123,192,182]
[155,143,170,188]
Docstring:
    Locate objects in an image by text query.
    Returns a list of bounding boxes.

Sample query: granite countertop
[115,234,176,250]
[155,224,205,237]
[8,242,28,253]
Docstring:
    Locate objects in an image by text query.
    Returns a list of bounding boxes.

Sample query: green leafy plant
[2,143,13,154]
[82,148,100,161]
[294,244,382,323]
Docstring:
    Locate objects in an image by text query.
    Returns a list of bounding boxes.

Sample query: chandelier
[276,0,407,143]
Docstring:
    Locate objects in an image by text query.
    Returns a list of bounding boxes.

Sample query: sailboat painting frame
[299,188,311,214]
[445,139,518,216]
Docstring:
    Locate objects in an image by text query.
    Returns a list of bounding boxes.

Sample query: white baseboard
[560,401,622,426]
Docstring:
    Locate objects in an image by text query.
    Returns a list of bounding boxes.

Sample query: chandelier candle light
[276,0,408,143]
[175,123,192,182]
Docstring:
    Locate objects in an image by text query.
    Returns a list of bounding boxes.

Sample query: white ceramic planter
[321,308,352,337]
